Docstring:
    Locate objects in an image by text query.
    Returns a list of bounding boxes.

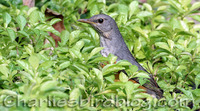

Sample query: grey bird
[78,14,163,99]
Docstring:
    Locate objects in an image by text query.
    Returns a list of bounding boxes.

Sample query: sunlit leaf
[143,3,152,11]
[16,15,27,31]
[189,2,200,12]
[119,71,128,82]
[168,0,184,13]
[35,24,60,36]
[69,88,80,101]
[129,1,139,18]
[102,64,125,76]
[40,81,58,92]
[59,30,69,46]
[87,47,104,61]
[155,42,170,52]
[7,28,16,42]
[28,54,39,70]
[59,61,70,69]
[17,60,34,76]
[24,44,34,55]
[195,75,200,89]
[3,12,11,28]
[134,72,150,78]
[0,64,9,77]
[69,30,81,46]
[49,18,62,25]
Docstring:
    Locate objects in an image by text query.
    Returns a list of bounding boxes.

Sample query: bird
[78,14,163,99]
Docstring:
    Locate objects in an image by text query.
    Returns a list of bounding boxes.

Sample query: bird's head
[78,14,117,39]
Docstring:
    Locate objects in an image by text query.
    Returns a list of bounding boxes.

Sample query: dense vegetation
[0,0,200,110]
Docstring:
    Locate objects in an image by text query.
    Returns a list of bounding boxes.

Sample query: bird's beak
[78,19,95,24]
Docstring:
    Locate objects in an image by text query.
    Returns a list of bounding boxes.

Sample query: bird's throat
[99,35,113,57]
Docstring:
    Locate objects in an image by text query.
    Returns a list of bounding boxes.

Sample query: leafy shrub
[0,0,200,110]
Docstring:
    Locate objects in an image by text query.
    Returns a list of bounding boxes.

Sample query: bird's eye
[98,18,104,23]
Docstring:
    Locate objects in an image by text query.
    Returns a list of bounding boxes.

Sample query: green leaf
[28,54,39,70]
[88,56,108,63]
[132,27,148,39]
[59,61,70,69]
[134,72,150,78]
[134,93,151,98]
[106,82,125,90]
[69,41,84,60]
[40,81,58,92]
[189,2,200,12]
[117,14,128,25]
[125,81,139,99]
[69,30,81,46]
[59,30,69,46]
[18,31,29,38]
[7,29,16,42]
[44,35,56,47]
[108,54,118,64]
[134,39,142,52]
[16,15,27,30]
[170,17,182,30]
[158,27,173,38]
[27,7,38,16]
[116,60,132,66]
[191,15,200,23]
[35,24,60,36]
[0,90,18,96]
[119,72,128,82]
[0,64,9,77]
[195,74,200,89]
[130,65,138,74]
[177,87,194,99]
[17,60,34,76]
[69,48,82,60]
[90,4,99,16]
[93,68,103,90]
[29,9,39,25]
[39,61,54,70]
[153,52,169,59]
[143,3,152,11]
[20,71,35,82]
[118,4,129,15]
[24,44,34,55]
[87,47,104,61]
[102,64,125,76]
[69,88,80,101]
[0,52,2,60]
[41,3,48,13]
[168,0,184,13]
[167,40,174,51]
[49,18,62,25]
[175,65,186,72]
[73,40,84,50]
[155,42,170,52]
[193,89,200,97]
[135,50,146,59]
[180,20,189,31]
[3,12,11,28]
[129,1,139,18]
[176,31,194,36]
[180,0,191,8]
[107,3,118,12]
[136,11,152,21]
[138,78,148,86]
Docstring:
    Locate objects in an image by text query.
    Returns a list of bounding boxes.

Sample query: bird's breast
[100,36,113,57]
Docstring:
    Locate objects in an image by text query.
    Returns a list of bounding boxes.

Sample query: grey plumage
[78,14,163,99]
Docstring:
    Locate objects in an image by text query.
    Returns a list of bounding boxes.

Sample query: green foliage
[0,0,200,110]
